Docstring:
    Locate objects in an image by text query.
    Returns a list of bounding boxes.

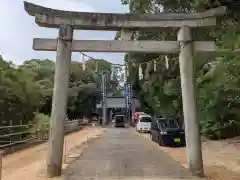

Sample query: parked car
[150,118,185,146]
[136,114,152,133]
[114,114,125,127]
[131,112,147,127]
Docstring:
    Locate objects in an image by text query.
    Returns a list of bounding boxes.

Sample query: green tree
[120,0,240,139]
[0,56,122,144]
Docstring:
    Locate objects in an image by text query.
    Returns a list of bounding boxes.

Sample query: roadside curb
[131,129,207,180]
[62,129,105,170]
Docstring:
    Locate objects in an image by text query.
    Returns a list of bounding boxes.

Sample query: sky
[0,0,129,65]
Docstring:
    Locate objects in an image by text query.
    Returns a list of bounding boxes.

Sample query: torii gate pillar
[178,26,204,177]
[47,24,73,177]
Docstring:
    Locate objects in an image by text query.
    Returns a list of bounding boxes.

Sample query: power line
[79,52,163,67]
[79,40,190,73]
[79,52,125,66]
[79,52,159,66]
[79,41,187,66]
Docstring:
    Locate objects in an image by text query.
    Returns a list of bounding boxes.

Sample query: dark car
[114,115,125,127]
[150,118,185,146]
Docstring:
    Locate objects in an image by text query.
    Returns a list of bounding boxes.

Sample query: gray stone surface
[64,128,198,180]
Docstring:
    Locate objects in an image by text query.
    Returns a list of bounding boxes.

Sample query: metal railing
[0,119,83,180]
[0,119,82,149]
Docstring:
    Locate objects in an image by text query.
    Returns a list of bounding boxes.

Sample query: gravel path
[65,128,199,180]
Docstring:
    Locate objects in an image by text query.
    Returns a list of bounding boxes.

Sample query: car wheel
[151,133,154,141]
[158,135,164,146]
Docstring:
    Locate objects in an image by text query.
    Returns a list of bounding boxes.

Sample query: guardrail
[0,119,83,180]
[0,119,82,149]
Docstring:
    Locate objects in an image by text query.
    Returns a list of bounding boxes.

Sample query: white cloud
[26,0,95,11]
[0,0,126,65]
[0,0,95,64]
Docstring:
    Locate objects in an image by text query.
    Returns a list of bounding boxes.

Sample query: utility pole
[178,26,204,177]
[121,30,132,127]
[46,25,73,177]
[104,77,107,125]
[101,74,107,126]
[128,83,133,127]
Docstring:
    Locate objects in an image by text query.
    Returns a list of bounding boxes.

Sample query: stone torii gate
[23,1,227,177]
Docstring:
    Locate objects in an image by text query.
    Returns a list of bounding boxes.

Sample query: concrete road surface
[64,128,200,180]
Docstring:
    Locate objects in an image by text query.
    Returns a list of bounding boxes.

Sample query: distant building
[96,96,141,122]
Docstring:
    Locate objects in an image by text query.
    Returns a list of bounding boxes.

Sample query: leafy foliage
[121,0,240,139]
[0,56,121,143]
[29,113,50,139]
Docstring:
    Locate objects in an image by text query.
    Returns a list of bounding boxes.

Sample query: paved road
[65,128,198,180]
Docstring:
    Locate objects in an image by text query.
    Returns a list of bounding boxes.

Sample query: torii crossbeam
[24,1,226,30]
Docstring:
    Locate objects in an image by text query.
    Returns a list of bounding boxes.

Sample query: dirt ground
[1,126,104,180]
[138,132,240,180]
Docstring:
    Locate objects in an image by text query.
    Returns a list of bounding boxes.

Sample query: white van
[136,114,152,132]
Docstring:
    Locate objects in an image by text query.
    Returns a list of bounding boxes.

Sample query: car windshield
[136,112,145,115]
[140,117,152,122]
[158,119,179,129]
[115,115,124,121]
